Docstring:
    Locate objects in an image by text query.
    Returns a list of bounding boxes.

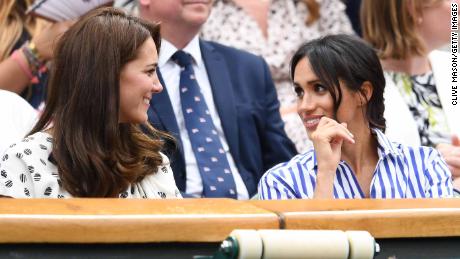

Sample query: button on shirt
[258,129,453,199]
[158,36,249,199]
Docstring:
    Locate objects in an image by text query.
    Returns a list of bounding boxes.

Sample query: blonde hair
[361,0,442,59]
[0,0,43,61]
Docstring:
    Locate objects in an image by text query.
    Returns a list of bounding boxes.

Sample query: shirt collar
[372,128,404,158]
[158,35,203,67]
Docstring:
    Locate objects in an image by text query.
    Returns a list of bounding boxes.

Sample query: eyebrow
[146,63,158,69]
[307,79,321,85]
[293,79,321,86]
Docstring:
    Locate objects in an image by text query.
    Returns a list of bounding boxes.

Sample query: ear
[357,81,373,107]
[406,0,423,24]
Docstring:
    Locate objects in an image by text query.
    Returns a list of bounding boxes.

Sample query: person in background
[0,0,72,109]
[0,90,37,154]
[342,0,362,36]
[0,7,181,199]
[361,0,460,190]
[201,0,354,153]
[259,35,453,199]
[138,0,297,199]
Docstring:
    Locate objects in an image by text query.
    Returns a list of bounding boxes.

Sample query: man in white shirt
[139,0,296,199]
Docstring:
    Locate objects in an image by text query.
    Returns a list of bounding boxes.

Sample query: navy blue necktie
[172,50,237,198]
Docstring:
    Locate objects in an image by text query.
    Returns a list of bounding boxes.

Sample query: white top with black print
[0,132,182,199]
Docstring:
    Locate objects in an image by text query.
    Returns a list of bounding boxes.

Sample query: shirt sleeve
[0,147,35,198]
[424,148,453,198]
[258,167,298,200]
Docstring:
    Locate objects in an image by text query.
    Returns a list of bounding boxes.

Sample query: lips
[183,0,210,4]
[302,115,323,130]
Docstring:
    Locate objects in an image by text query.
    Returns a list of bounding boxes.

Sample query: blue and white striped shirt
[258,129,453,199]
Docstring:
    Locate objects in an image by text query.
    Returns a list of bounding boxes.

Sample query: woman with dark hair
[258,34,452,199]
[201,0,354,153]
[0,7,181,199]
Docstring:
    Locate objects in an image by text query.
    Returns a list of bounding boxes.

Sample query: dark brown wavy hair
[30,7,174,197]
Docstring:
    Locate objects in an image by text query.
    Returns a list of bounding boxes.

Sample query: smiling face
[294,58,363,138]
[119,38,162,124]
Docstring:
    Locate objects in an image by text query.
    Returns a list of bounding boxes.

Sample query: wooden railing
[0,198,459,243]
[249,199,460,238]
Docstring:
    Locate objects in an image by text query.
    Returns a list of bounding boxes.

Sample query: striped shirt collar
[372,128,404,158]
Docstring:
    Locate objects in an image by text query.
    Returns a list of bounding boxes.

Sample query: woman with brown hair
[361,0,460,189]
[0,0,72,109]
[201,0,354,154]
[0,7,181,199]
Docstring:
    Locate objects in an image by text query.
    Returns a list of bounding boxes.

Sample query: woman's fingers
[328,125,355,144]
[445,156,460,177]
[437,144,460,177]
[445,156,460,168]
[340,122,354,143]
[313,118,354,144]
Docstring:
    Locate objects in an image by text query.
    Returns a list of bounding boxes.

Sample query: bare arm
[0,21,74,94]
[0,52,32,94]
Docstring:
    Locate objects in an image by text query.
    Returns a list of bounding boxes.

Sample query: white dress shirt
[158,36,249,199]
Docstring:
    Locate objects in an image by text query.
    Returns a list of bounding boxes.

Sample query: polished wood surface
[0,199,278,243]
[1,198,460,243]
[249,199,460,238]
